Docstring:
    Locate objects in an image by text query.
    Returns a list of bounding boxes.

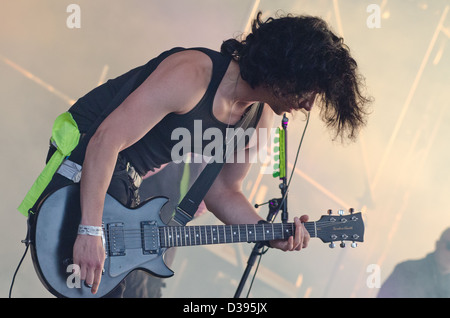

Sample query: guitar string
[102,221,357,243]
[101,219,353,234]
[102,220,359,249]
[105,224,300,248]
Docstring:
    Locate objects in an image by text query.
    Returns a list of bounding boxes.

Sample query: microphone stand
[233,114,289,298]
[280,114,289,224]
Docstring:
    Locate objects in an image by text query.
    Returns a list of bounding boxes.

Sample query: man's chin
[274,106,287,116]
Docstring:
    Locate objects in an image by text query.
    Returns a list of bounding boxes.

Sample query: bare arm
[203,106,310,251]
[73,50,212,294]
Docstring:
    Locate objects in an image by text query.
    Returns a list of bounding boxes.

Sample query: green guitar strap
[17,112,80,216]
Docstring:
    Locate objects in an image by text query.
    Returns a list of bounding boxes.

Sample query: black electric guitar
[29,184,364,298]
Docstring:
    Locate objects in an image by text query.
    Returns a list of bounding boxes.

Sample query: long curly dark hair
[221,12,372,141]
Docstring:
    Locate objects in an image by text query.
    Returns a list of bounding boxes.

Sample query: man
[23,12,371,296]
[378,228,450,298]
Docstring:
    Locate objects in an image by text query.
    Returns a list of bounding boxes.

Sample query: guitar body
[30,184,173,298]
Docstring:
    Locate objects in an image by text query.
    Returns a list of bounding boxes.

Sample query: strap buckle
[172,206,194,226]
[57,159,82,183]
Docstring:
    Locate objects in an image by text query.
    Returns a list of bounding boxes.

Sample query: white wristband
[78,224,103,237]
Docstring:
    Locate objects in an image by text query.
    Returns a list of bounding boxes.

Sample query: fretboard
[158,222,316,248]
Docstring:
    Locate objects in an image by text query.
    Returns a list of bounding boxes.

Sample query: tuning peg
[327,209,332,215]
[351,242,358,248]
[340,241,346,248]
[329,242,336,249]
[349,208,354,214]
[338,209,344,216]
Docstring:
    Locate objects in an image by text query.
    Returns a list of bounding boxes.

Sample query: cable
[245,247,268,298]
[9,243,29,298]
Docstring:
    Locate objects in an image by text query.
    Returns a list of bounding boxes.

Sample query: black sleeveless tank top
[69,47,263,176]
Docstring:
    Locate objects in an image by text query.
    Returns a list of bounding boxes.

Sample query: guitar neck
[158,222,317,248]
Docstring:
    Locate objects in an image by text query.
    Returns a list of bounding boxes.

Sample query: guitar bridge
[141,221,159,254]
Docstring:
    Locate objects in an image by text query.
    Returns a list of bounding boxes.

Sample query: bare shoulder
[94,50,215,151]
[139,49,213,114]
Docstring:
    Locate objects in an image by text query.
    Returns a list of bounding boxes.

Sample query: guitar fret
[208,226,212,244]
[211,226,217,244]
[181,227,185,246]
[159,222,307,247]
[174,227,178,247]
[201,226,205,245]
[198,226,202,245]
[262,223,266,241]
[231,225,238,243]
[165,226,169,247]
[181,227,184,246]
[212,226,217,244]
[191,226,195,245]
[171,227,175,246]
[185,227,189,246]
[186,227,190,246]
[211,226,215,244]
[242,225,248,242]
[218,225,224,244]
[224,226,230,243]
[256,223,263,241]
[167,227,170,246]
[175,227,178,246]
[204,226,210,245]
[248,224,255,242]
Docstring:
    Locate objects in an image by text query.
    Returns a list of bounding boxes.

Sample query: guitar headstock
[315,209,364,248]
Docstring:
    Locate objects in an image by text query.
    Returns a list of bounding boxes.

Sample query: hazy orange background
[1,0,449,298]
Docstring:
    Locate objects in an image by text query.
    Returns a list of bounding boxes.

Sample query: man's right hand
[73,234,105,294]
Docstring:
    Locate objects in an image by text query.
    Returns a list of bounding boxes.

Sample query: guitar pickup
[141,221,159,255]
[107,223,126,256]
